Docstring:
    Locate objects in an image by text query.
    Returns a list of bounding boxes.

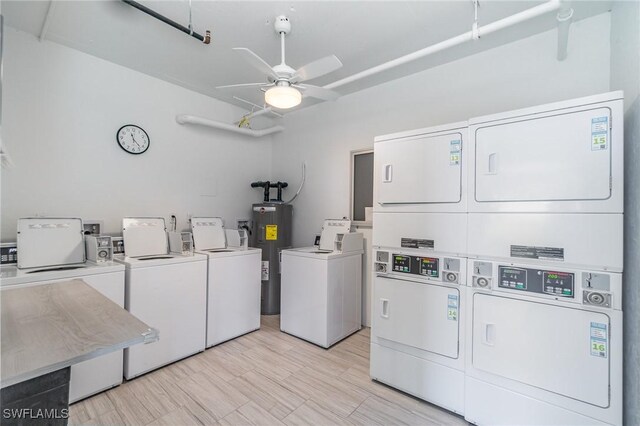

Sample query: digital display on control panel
[498,266,574,298]
[499,268,527,290]
[0,246,18,265]
[392,254,439,278]
[420,258,439,277]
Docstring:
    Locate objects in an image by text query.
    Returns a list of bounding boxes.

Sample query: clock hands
[131,133,141,148]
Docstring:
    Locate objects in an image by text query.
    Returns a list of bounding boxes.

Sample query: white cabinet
[374,122,467,212]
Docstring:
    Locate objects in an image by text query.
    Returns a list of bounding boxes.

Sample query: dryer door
[373,276,460,359]
[375,132,463,205]
[474,107,612,203]
[471,293,610,407]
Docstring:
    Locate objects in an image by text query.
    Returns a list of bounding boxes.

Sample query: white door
[376,133,463,204]
[472,293,610,407]
[374,276,459,358]
[474,107,612,202]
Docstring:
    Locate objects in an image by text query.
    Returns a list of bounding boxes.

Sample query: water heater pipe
[284,162,306,204]
[556,3,574,61]
[176,115,284,137]
[323,0,563,90]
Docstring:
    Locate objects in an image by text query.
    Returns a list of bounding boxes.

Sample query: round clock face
[117,125,150,155]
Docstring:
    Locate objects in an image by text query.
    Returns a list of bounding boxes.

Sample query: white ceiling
[3,0,612,114]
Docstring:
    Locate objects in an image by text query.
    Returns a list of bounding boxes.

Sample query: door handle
[380,298,390,318]
[383,164,393,183]
[487,153,498,175]
[482,323,495,346]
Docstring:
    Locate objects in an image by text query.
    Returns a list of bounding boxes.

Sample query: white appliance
[465,259,623,426]
[371,247,467,415]
[2,218,125,403]
[467,91,623,214]
[115,217,207,380]
[191,217,261,347]
[280,219,364,348]
[374,121,468,213]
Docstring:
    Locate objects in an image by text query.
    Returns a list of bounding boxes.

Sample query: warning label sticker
[590,322,608,358]
[450,140,461,166]
[510,245,564,261]
[265,225,278,241]
[591,117,609,151]
[261,261,269,281]
[447,294,458,321]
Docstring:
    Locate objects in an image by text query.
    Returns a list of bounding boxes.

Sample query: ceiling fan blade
[216,82,270,89]
[294,55,343,82]
[233,47,279,80]
[294,84,340,102]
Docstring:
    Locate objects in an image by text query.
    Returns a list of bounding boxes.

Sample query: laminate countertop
[1,279,156,388]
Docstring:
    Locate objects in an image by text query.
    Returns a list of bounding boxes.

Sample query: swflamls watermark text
[3,408,69,420]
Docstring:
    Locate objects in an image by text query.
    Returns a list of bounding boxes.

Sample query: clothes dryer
[191,217,261,347]
[464,258,622,425]
[115,217,207,380]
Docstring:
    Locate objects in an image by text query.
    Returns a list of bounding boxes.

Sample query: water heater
[251,203,293,315]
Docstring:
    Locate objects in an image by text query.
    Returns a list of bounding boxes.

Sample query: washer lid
[122,217,168,257]
[17,218,85,269]
[319,219,352,251]
[191,217,226,250]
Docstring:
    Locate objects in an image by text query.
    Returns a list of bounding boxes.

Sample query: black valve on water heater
[250,181,289,202]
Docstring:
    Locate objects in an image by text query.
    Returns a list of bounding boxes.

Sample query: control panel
[85,235,113,263]
[392,254,439,278]
[112,237,125,256]
[497,265,574,298]
[0,243,18,265]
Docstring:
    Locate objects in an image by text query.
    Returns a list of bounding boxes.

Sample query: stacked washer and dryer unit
[464,92,624,426]
[371,91,624,425]
[371,122,469,415]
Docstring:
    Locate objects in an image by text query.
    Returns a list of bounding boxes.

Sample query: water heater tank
[250,202,293,315]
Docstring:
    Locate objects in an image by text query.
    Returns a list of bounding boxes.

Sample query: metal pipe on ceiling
[121,0,211,44]
[176,115,284,137]
[323,0,563,90]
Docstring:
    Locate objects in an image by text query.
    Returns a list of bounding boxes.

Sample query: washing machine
[115,217,207,380]
[1,218,126,403]
[465,258,623,425]
[190,217,261,347]
[280,219,364,348]
[371,247,467,415]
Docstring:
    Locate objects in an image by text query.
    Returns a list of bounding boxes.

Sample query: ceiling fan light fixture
[265,85,302,109]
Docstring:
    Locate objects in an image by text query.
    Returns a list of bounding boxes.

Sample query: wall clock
[117,124,150,155]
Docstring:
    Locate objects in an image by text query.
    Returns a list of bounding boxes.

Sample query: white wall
[610,1,640,424]
[1,27,272,240]
[272,13,612,326]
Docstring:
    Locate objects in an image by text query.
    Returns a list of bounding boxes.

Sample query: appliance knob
[476,277,489,288]
[587,292,605,305]
[446,272,457,282]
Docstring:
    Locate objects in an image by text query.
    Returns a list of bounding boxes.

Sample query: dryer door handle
[486,153,498,175]
[482,323,496,346]
[383,164,393,183]
[380,298,390,318]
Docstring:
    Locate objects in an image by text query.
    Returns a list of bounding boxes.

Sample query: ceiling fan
[217,16,343,110]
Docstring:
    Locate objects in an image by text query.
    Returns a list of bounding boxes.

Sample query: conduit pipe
[176,115,284,137]
[324,0,563,90]
[556,2,574,61]
[39,0,57,42]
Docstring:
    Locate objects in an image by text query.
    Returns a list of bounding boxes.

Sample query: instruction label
[261,261,269,281]
[401,238,434,250]
[591,117,609,151]
[590,322,608,358]
[510,245,564,261]
[265,225,278,241]
[447,294,459,321]
[450,140,461,166]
